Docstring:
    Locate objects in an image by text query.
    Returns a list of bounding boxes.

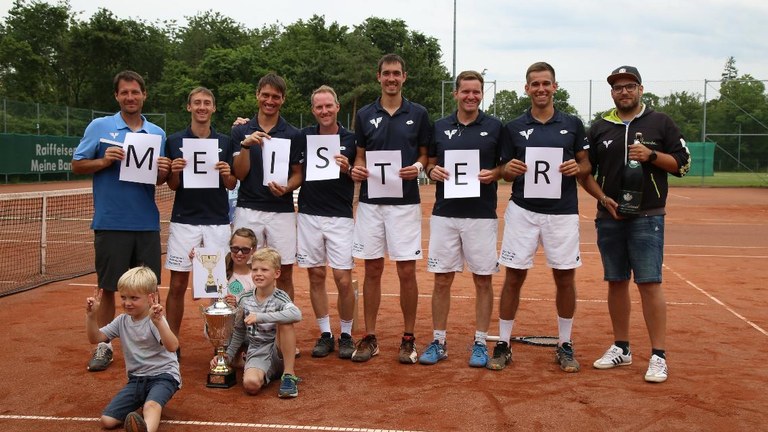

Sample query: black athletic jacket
[587,106,691,214]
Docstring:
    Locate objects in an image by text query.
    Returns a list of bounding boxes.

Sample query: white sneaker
[644,354,668,383]
[593,344,632,369]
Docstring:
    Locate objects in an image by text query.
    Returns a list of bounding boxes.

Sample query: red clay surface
[1,183,767,431]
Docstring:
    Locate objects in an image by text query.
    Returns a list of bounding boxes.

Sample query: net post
[40,194,48,276]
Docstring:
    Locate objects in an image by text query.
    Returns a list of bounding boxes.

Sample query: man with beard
[581,66,691,383]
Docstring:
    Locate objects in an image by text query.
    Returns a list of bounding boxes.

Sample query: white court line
[665,264,768,337]
[0,415,423,431]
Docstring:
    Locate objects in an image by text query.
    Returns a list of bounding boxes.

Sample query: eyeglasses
[230,246,253,255]
[612,83,639,93]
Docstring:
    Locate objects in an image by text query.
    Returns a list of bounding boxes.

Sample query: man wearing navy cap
[581,65,691,383]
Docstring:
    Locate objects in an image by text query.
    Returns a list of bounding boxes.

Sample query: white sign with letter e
[262,137,291,187]
[443,149,480,199]
[366,150,402,198]
[524,147,563,199]
[306,135,341,181]
[119,132,161,185]
[182,138,219,188]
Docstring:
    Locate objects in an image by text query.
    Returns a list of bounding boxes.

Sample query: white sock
[316,315,331,335]
[433,329,447,345]
[558,316,573,346]
[474,331,488,345]
[498,319,514,344]
[340,319,353,336]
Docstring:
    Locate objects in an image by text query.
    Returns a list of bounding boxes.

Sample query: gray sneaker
[311,332,335,358]
[338,333,355,359]
[555,342,580,373]
[87,342,113,372]
[486,341,512,371]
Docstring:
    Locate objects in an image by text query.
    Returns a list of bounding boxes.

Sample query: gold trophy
[203,284,237,388]
[197,252,221,294]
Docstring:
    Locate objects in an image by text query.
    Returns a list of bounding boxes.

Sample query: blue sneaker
[418,340,447,365]
[278,373,300,398]
[469,342,489,368]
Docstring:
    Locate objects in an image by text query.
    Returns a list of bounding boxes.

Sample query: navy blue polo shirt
[500,109,588,215]
[297,123,356,218]
[429,111,503,219]
[166,125,234,225]
[355,97,431,205]
[231,116,302,213]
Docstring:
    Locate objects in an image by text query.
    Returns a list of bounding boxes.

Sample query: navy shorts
[595,215,665,284]
[102,373,179,421]
[94,230,161,291]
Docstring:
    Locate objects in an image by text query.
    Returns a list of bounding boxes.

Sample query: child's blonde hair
[251,247,281,271]
[117,266,158,295]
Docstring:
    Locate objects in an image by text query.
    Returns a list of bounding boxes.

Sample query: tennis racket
[487,335,559,347]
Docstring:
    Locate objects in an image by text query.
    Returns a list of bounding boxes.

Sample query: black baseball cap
[607,66,642,85]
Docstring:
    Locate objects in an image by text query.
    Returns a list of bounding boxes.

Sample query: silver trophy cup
[203,285,236,388]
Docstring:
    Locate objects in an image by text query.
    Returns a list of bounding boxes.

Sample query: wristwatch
[239,140,251,150]
[648,150,657,162]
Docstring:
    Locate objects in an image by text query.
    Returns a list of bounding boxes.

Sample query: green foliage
[487,86,578,123]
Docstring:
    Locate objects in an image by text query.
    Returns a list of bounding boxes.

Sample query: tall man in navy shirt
[418,70,503,368]
[164,87,237,341]
[349,54,431,364]
[488,62,590,373]
[72,70,171,372]
[231,73,302,299]
[297,85,358,360]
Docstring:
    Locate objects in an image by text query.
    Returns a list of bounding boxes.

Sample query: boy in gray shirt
[86,266,180,432]
[214,247,302,398]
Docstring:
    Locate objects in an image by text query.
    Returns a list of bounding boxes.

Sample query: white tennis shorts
[297,213,354,269]
[165,222,231,271]
[498,201,581,270]
[233,207,297,265]
[352,202,423,261]
[427,215,499,275]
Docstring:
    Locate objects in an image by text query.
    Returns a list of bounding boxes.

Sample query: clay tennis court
[0,183,766,431]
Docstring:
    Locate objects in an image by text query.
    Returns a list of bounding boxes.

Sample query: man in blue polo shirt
[164,87,237,343]
[488,62,590,373]
[72,70,171,372]
[418,70,503,368]
[231,73,302,299]
[297,85,357,360]
[349,53,431,364]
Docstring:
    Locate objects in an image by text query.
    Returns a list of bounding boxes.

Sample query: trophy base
[207,370,236,388]
[205,284,218,294]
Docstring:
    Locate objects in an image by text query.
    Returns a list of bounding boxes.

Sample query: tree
[721,56,738,82]
[0,0,71,102]
[486,89,527,123]
[486,86,578,123]
[656,91,703,141]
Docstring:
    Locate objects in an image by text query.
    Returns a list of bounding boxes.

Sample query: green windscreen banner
[0,133,80,174]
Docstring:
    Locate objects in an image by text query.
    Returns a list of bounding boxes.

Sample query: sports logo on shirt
[444,129,458,139]
[110,132,119,139]
[603,140,613,148]
[480,132,488,136]
[560,130,568,135]
[370,117,383,129]
[519,129,534,140]
[406,120,414,125]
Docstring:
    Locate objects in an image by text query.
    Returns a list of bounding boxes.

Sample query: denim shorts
[595,215,665,283]
[102,373,179,421]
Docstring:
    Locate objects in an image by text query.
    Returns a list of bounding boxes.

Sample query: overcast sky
[3,0,768,116]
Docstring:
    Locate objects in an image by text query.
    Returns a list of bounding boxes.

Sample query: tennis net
[0,185,174,297]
